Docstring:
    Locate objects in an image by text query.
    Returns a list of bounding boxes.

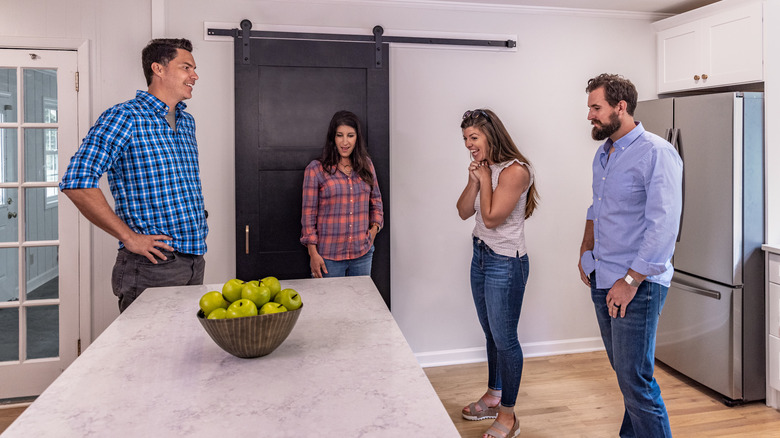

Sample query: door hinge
[75,71,79,92]
[77,339,81,356]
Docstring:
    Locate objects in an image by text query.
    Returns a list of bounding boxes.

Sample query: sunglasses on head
[462,109,491,121]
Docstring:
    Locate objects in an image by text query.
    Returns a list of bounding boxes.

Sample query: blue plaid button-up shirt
[60,90,208,255]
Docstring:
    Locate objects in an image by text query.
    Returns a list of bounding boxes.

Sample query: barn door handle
[245,225,250,254]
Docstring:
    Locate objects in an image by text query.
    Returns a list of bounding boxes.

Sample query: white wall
[765,0,779,244]
[1,0,664,364]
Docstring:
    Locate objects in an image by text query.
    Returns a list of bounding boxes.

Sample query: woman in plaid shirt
[300,111,384,278]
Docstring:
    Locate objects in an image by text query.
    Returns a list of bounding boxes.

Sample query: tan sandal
[484,407,520,438]
[461,399,498,421]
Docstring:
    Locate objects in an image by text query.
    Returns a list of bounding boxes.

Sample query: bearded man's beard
[591,111,621,141]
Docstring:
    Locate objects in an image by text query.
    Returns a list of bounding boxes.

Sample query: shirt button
[602,177,606,180]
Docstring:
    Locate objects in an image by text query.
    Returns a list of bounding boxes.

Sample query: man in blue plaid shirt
[60,38,208,312]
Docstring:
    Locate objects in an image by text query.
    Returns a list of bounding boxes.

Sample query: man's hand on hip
[123,233,174,263]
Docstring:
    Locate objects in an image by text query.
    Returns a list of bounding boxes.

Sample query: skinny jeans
[470,236,529,408]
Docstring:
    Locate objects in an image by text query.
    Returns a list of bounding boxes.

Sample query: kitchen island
[2,276,459,437]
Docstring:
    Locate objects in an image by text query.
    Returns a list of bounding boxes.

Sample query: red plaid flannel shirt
[300,160,384,261]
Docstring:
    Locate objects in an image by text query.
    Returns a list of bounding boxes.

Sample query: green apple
[241,281,271,308]
[199,291,229,316]
[260,276,282,300]
[207,308,228,319]
[274,288,302,311]
[259,301,287,315]
[222,278,245,303]
[226,298,258,318]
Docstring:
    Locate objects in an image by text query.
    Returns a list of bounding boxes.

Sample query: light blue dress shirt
[580,122,683,289]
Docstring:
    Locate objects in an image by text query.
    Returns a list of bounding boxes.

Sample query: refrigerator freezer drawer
[656,275,741,399]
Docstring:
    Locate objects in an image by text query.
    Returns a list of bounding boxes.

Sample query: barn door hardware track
[208,19,516,67]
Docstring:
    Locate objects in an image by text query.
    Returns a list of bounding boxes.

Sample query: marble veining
[3,276,459,437]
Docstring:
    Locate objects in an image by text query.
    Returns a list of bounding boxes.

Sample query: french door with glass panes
[0,49,79,400]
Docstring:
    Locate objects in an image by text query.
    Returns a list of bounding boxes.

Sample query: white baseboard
[415,337,605,368]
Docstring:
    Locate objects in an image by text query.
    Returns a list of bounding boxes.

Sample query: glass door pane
[0,68,18,123]
[0,308,19,362]
[23,69,57,123]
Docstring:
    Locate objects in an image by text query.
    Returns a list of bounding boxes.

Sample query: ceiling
[427,0,721,14]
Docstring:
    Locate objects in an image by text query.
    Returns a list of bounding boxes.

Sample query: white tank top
[473,159,532,258]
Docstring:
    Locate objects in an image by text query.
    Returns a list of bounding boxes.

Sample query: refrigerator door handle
[671,128,685,243]
[664,128,672,143]
[673,280,721,300]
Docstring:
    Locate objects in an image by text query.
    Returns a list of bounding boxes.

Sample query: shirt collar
[135,90,187,117]
[600,121,644,155]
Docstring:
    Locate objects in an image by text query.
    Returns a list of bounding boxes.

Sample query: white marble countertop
[2,276,458,437]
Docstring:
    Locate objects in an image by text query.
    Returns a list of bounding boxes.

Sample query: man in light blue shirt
[578,74,682,438]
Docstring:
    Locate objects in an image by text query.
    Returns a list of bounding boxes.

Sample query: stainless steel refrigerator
[634,92,765,404]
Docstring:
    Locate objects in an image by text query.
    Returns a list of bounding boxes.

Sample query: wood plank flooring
[3,351,780,436]
[424,351,780,437]
[0,406,26,434]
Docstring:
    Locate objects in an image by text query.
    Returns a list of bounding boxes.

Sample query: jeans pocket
[111,251,128,298]
[137,250,177,266]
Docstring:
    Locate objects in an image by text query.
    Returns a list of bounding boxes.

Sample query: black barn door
[234,38,391,308]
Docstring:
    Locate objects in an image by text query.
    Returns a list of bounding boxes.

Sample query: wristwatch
[624,273,641,287]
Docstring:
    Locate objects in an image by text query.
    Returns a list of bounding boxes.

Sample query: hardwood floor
[0,406,27,434]
[3,351,780,436]
[424,351,780,437]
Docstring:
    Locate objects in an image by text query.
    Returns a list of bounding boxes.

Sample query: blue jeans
[470,237,529,408]
[112,248,205,313]
[590,273,672,438]
[322,245,374,277]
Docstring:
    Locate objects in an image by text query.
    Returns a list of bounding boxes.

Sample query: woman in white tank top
[456,109,539,438]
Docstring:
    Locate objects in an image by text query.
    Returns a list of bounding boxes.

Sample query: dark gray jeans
[112,248,205,313]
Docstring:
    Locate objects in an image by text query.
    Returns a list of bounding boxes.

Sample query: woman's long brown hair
[461,108,539,219]
[319,110,374,186]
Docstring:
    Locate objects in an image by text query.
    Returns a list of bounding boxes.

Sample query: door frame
[232,36,392,307]
[0,37,92,358]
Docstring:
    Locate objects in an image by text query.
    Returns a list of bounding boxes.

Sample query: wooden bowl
[197,305,302,358]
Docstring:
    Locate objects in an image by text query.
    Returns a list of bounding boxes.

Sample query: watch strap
[624,274,641,287]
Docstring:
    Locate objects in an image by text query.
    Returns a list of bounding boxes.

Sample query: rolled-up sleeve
[300,161,321,246]
[631,147,683,276]
[368,161,384,228]
[60,109,132,191]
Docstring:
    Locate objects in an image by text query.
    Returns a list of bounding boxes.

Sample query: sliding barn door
[234,38,391,308]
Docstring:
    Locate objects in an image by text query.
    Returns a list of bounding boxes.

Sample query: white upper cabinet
[656,0,763,93]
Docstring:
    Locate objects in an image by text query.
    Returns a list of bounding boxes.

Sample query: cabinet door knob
[694,75,701,80]
[701,73,708,80]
